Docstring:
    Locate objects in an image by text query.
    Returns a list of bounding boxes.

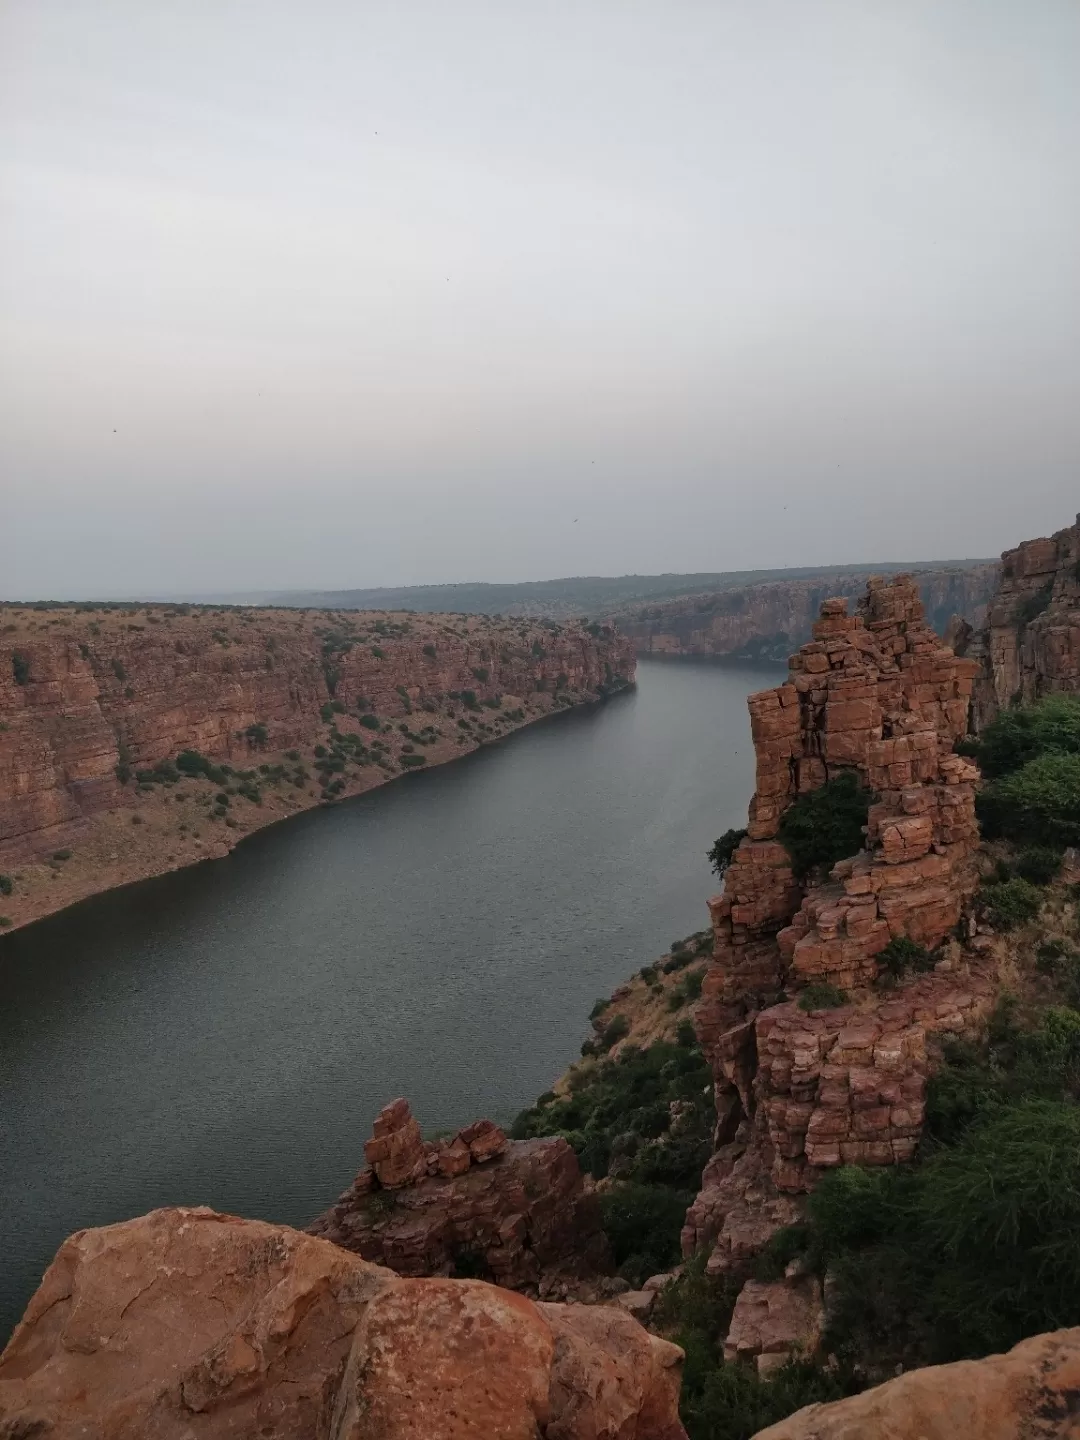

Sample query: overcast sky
[2,1,1078,598]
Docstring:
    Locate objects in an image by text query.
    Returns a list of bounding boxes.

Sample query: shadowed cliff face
[616,566,998,662]
[967,514,1080,729]
[0,603,633,927]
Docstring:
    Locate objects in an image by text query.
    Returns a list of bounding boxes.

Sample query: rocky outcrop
[687,577,990,1265]
[0,603,633,927]
[725,1276,825,1377]
[308,1099,611,1293]
[751,1326,1080,1440]
[0,1206,686,1439]
[619,566,997,662]
[966,513,1080,729]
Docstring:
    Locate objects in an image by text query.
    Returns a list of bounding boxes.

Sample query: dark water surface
[0,658,782,1339]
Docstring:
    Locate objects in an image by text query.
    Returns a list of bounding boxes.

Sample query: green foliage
[980,753,1080,847]
[971,694,1080,778]
[244,722,268,746]
[879,936,935,978]
[12,652,30,685]
[51,849,72,861]
[358,713,380,730]
[1015,585,1053,626]
[511,1038,713,1194]
[778,773,872,878]
[0,916,11,928]
[111,658,126,681]
[794,1001,1080,1367]
[707,827,747,879]
[977,877,1043,930]
[472,666,489,682]
[598,1183,689,1286]
[0,874,12,896]
[1015,845,1063,885]
[175,750,228,785]
[400,753,427,768]
[654,1254,851,1440]
[423,643,436,657]
[589,996,609,1021]
[798,982,848,1011]
[599,1013,630,1050]
[752,1224,811,1282]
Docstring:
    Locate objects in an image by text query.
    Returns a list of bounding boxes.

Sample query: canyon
[616,564,997,662]
[7,528,1080,1437]
[0,603,633,930]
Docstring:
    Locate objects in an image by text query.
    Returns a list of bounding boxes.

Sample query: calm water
[0,658,781,1339]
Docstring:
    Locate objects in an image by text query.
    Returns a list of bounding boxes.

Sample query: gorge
[0,602,633,930]
[5,523,1080,1438]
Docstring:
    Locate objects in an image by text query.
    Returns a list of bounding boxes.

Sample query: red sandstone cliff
[963,513,1080,728]
[685,577,990,1298]
[0,603,634,930]
[617,566,997,662]
[307,1099,611,1293]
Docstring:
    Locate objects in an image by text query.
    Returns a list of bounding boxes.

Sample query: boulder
[751,1326,1080,1439]
[0,1206,685,1440]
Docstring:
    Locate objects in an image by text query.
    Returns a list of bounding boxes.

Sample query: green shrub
[12,653,30,685]
[600,1014,630,1050]
[676,1018,697,1047]
[1015,585,1053,626]
[111,659,126,681]
[0,874,12,896]
[707,827,747,879]
[244,722,268,746]
[1015,846,1063,885]
[778,772,872,878]
[797,982,848,1011]
[423,643,436,658]
[0,916,11,928]
[972,695,1080,778]
[977,877,1042,930]
[472,666,489,682]
[752,1224,811,1282]
[599,1182,689,1286]
[51,849,72,861]
[979,753,1080,847]
[879,936,935,978]
[400,753,427,768]
[589,997,609,1020]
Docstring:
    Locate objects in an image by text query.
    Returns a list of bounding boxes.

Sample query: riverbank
[0,679,633,935]
[0,601,634,932]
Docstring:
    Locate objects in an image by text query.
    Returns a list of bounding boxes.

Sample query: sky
[1,1,1078,599]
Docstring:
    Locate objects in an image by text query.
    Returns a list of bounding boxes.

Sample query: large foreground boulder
[0,1206,685,1439]
[752,1326,1080,1439]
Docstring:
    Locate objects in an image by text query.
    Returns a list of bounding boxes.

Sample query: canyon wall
[618,565,998,662]
[687,576,991,1275]
[964,513,1080,728]
[0,603,633,927]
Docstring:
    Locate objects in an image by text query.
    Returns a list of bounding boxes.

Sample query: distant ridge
[256,559,995,619]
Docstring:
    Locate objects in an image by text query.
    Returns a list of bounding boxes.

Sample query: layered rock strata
[0,1206,685,1440]
[308,1099,611,1292]
[688,577,989,1267]
[619,566,997,662]
[964,512,1080,728]
[0,603,633,928]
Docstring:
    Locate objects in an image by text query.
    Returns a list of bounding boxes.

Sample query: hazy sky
[2,1,1078,598]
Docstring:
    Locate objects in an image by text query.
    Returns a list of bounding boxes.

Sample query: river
[0,657,783,1339]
